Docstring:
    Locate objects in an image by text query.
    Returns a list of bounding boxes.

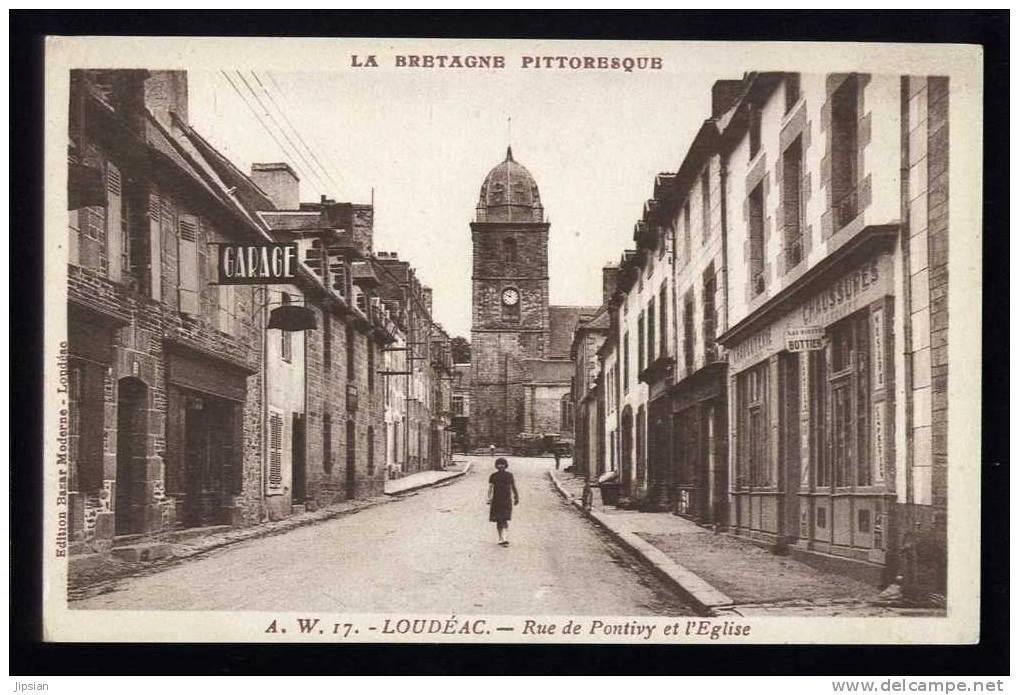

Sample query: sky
[188,66,721,339]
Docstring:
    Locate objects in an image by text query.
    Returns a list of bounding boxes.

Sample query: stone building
[450,362,471,453]
[569,267,614,478]
[374,252,453,474]
[65,69,400,555]
[592,71,950,596]
[717,72,950,593]
[469,147,598,452]
[67,70,268,549]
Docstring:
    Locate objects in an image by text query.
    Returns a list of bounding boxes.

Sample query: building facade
[590,71,949,595]
[66,69,403,555]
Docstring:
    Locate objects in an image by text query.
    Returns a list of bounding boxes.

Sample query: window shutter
[147,192,162,301]
[105,161,123,282]
[177,213,200,314]
[268,411,284,494]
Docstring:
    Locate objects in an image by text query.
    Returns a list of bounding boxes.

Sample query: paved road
[73,456,694,615]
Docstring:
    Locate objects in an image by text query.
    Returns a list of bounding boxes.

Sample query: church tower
[470,147,550,449]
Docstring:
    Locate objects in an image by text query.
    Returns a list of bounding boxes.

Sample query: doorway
[345,420,357,500]
[292,413,306,506]
[115,377,148,536]
[182,393,237,527]
[620,406,633,494]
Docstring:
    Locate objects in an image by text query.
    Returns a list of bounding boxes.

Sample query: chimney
[711,79,745,118]
[602,265,620,307]
[251,163,300,210]
[144,71,189,130]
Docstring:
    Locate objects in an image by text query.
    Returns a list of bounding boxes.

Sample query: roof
[520,358,573,384]
[476,146,544,223]
[548,305,601,359]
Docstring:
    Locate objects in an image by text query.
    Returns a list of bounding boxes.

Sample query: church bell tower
[469,147,550,449]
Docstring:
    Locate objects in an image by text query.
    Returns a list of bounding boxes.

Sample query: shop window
[280,293,292,362]
[831,75,859,229]
[785,73,801,113]
[737,361,772,488]
[816,506,827,529]
[815,310,872,489]
[857,508,871,533]
[782,136,804,269]
[748,184,765,296]
[700,168,711,243]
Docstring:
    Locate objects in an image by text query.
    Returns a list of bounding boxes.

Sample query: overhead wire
[232,71,333,195]
[250,71,341,192]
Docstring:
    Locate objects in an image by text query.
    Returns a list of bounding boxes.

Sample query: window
[346,324,356,378]
[702,267,717,362]
[67,362,82,479]
[268,411,284,493]
[622,332,630,393]
[452,395,465,416]
[700,168,711,243]
[749,104,762,159]
[682,201,692,265]
[637,313,645,375]
[367,426,375,476]
[831,75,859,229]
[322,412,333,474]
[503,237,517,262]
[785,73,801,113]
[646,297,656,365]
[560,395,573,431]
[323,312,332,371]
[177,213,200,314]
[821,311,872,488]
[367,336,375,391]
[658,284,669,357]
[737,361,772,488]
[748,183,765,296]
[782,137,804,269]
[280,293,292,362]
[683,292,695,373]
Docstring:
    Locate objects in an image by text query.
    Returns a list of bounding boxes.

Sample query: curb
[384,461,473,496]
[547,471,734,616]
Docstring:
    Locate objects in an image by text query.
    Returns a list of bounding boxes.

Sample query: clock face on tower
[501,287,519,306]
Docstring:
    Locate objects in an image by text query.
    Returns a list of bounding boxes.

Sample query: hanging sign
[217,242,299,285]
[785,326,824,352]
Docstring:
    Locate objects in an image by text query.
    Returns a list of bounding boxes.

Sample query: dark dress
[488,470,518,523]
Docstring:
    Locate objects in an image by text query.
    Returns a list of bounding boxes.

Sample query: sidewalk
[550,469,944,617]
[385,460,472,495]
[69,461,473,598]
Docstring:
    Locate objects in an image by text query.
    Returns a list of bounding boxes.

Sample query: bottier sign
[217,243,298,285]
[785,326,824,352]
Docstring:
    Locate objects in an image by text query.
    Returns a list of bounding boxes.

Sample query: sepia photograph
[36,33,985,646]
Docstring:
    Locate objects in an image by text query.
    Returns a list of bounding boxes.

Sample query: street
[72,456,695,615]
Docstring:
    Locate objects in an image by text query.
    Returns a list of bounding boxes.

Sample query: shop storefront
[720,234,897,570]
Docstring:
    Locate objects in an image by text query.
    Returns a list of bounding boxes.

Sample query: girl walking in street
[487,458,519,547]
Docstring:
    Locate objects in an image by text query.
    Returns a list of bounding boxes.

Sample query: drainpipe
[718,147,731,334]
[897,76,917,590]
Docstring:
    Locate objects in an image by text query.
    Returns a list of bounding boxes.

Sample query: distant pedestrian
[487,458,519,547]
[553,447,561,470]
[489,443,496,458]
